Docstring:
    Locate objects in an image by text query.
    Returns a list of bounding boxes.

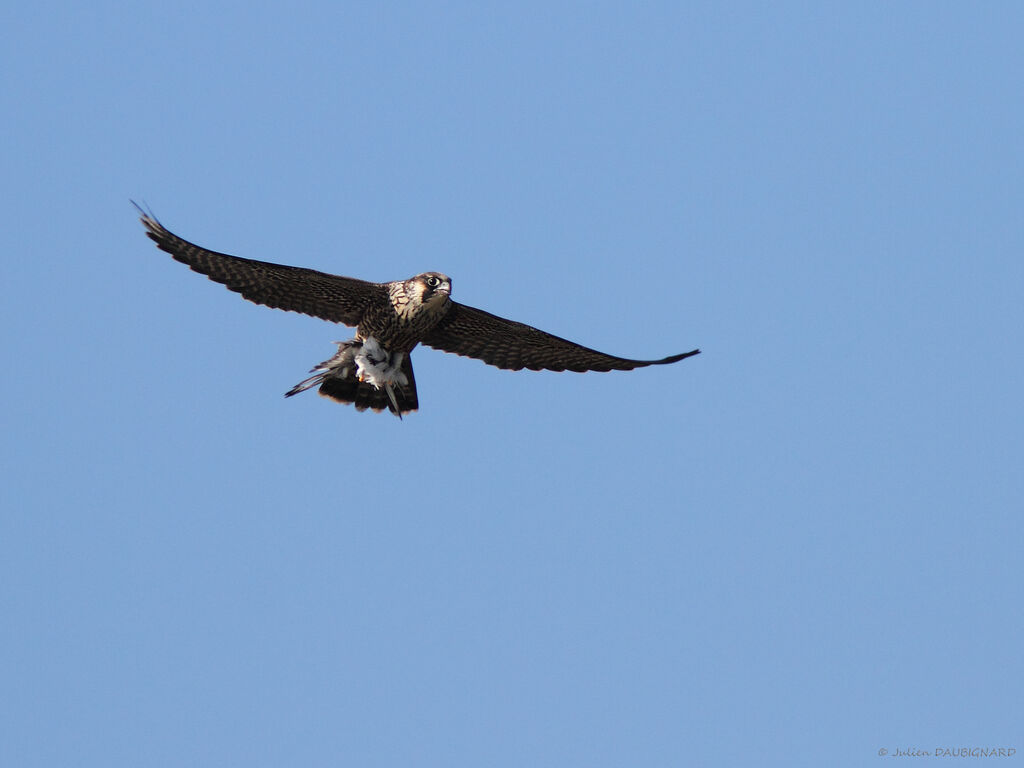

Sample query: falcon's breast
[359,272,452,350]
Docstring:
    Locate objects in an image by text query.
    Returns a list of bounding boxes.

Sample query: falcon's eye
[425,276,441,289]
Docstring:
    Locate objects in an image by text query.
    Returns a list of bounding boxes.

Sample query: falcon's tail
[318,366,418,418]
[285,340,418,418]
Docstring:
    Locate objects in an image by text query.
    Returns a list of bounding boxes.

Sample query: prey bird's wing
[137,206,386,326]
[421,301,700,372]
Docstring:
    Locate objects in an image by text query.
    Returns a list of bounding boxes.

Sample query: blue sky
[3,2,1022,766]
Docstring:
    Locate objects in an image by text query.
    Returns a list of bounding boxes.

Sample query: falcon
[136,206,700,418]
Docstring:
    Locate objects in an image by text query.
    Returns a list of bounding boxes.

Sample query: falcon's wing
[137,206,386,326]
[421,301,700,372]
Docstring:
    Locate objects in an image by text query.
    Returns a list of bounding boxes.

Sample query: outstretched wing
[136,205,386,326]
[421,301,700,372]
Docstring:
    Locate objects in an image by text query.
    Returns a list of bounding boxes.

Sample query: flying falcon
[136,206,700,418]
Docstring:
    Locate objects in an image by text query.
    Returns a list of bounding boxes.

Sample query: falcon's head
[390,272,452,322]
[409,272,452,309]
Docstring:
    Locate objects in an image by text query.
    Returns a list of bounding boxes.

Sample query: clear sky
[3,2,1022,766]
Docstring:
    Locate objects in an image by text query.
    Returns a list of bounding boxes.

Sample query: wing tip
[660,348,701,365]
[131,199,167,241]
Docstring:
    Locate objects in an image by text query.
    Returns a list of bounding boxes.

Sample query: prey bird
[136,206,700,418]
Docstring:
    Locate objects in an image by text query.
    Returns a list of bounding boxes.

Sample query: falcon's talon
[137,205,700,417]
